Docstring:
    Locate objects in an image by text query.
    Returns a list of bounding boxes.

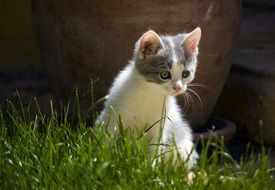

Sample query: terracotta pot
[32,0,241,125]
[193,117,237,142]
[216,6,275,145]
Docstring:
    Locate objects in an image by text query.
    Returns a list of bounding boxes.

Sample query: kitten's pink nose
[173,86,182,92]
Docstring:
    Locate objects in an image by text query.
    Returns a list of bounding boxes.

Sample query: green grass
[1,99,275,190]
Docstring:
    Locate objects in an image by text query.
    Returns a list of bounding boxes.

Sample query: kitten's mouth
[170,89,185,96]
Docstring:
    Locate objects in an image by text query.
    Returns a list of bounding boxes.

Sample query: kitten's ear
[182,27,201,56]
[138,30,164,59]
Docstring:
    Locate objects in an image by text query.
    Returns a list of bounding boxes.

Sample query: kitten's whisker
[182,93,188,112]
[185,91,194,110]
[187,88,203,110]
[188,83,205,87]
[198,53,217,57]
[188,83,209,90]
[185,92,191,111]
[183,94,188,112]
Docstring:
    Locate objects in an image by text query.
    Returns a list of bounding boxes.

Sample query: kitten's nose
[173,86,182,92]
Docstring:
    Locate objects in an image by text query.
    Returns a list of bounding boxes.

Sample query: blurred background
[0,0,51,107]
[1,0,275,164]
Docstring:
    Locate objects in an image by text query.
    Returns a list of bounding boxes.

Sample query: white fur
[98,61,198,169]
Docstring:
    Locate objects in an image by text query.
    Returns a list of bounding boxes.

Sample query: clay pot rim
[193,117,237,142]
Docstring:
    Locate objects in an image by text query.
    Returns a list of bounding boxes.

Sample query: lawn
[1,98,274,189]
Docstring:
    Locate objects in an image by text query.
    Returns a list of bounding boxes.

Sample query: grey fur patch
[135,33,197,84]
[135,55,172,84]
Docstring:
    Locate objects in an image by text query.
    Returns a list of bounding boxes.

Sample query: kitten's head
[134,28,201,96]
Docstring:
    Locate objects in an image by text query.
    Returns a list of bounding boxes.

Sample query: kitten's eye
[182,70,190,78]
[159,71,171,80]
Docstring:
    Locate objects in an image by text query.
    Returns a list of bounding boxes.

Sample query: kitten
[98,27,201,169]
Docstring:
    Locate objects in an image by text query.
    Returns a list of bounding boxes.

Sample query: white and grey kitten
[98,27,201,169]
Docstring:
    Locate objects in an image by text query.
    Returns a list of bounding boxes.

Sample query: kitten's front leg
[161,121,198,169]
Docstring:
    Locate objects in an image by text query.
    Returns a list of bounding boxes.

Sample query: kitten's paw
[176,141,198,169]
[159,144,198,170]
[185,150,198,170]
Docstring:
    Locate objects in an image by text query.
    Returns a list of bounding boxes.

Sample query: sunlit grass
[1,98,274,189]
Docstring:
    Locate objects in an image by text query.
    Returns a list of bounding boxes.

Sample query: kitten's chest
[118,92,166,128]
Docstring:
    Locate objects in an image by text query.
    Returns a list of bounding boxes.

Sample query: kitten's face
[135,28,201,96]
